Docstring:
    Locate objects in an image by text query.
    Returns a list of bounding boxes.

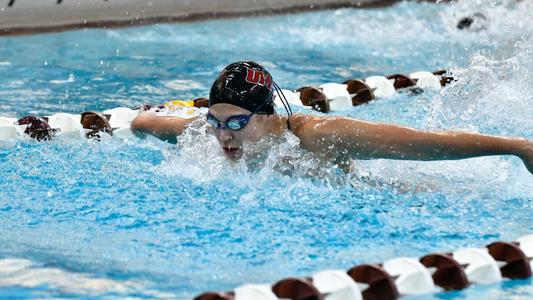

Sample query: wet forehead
[208,103,252,120]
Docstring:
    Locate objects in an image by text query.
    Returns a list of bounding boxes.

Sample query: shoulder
[288,113,342,136]
[287,113,331,145]
[288,113,319,131]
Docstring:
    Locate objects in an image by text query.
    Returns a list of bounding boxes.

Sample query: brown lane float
[347,264,399,300]
[80,111,113,139]
[432,70,455,87]
[344,79,375,106]
[385,74,417,90]
[16,116,57,141]
[487,242,532,279]
[194,292,235,300]
[272,278,323,300]
[420,253,469,291]
[297,86,330,113]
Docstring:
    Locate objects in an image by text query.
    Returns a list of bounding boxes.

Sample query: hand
[520,140,533,175]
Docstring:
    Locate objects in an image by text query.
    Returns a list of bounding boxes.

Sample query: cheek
[238,124,264,142]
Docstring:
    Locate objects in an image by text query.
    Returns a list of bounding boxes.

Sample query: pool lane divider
[274,69,453,113]
[193,234,533,300]
[0,69,454,142]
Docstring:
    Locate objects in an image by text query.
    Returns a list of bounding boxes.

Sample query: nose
[216,128,234,143]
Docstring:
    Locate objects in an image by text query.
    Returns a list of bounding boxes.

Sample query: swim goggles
[206,112,254,131]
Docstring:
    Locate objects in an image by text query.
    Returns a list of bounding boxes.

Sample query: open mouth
[222,146,241,158]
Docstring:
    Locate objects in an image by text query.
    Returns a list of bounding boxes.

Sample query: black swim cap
[209,61,275,114]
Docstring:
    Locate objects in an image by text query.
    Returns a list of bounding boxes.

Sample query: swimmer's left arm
[290,114,533,174]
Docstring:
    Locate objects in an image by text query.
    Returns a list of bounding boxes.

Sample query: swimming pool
[1,0,532,299]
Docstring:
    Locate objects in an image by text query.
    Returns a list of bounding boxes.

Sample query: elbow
[131,114,148,133]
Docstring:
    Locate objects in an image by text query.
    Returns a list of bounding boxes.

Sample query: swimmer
[131,61,533,175]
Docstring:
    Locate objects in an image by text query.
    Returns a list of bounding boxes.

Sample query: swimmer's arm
[290,114,533,173]
[131,113,196,143]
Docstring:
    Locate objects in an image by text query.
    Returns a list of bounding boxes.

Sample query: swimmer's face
[208,103,270,160]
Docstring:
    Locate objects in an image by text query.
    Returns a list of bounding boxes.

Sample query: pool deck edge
[0,0,443,36]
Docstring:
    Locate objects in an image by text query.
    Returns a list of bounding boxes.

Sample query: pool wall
[2,0,405,35]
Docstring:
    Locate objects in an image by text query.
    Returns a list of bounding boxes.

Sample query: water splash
[1,1,533,299]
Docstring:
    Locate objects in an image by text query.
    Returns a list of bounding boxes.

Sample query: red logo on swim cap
[245,67,272,89]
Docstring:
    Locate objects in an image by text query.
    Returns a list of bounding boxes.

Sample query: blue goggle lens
[206,114,220,128]
[207,113,250,131]
[227,116,248,130]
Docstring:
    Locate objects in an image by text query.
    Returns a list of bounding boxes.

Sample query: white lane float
[273,89,302,108]
[364,76,396,98]
[103,107,137,129]
[0,117,19,141]
[103,107,139,139]
[47,113,85,139]
[312,270,363,300]
[518,234,533,265]
[382,257,436,295]
[453,248,502,284]
[409,71,441,90]
[234,284,278,300]
[319,83,353,112]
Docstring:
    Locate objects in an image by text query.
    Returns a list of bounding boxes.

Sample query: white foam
[0,258,173,298]
[164,79,203,91]
[50,74,76,84]
[112,127,136,139]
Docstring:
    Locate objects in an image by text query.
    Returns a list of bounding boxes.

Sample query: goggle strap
[273,81,293,116]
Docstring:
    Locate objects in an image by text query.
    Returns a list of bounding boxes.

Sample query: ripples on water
[0,0,532,298]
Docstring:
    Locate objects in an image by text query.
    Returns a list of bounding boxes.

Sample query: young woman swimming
[132,61,533,175]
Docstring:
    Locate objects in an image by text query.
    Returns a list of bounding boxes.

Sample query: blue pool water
[1,0,533,299]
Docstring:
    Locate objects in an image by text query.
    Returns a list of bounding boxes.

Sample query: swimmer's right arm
[131,113,195,143]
